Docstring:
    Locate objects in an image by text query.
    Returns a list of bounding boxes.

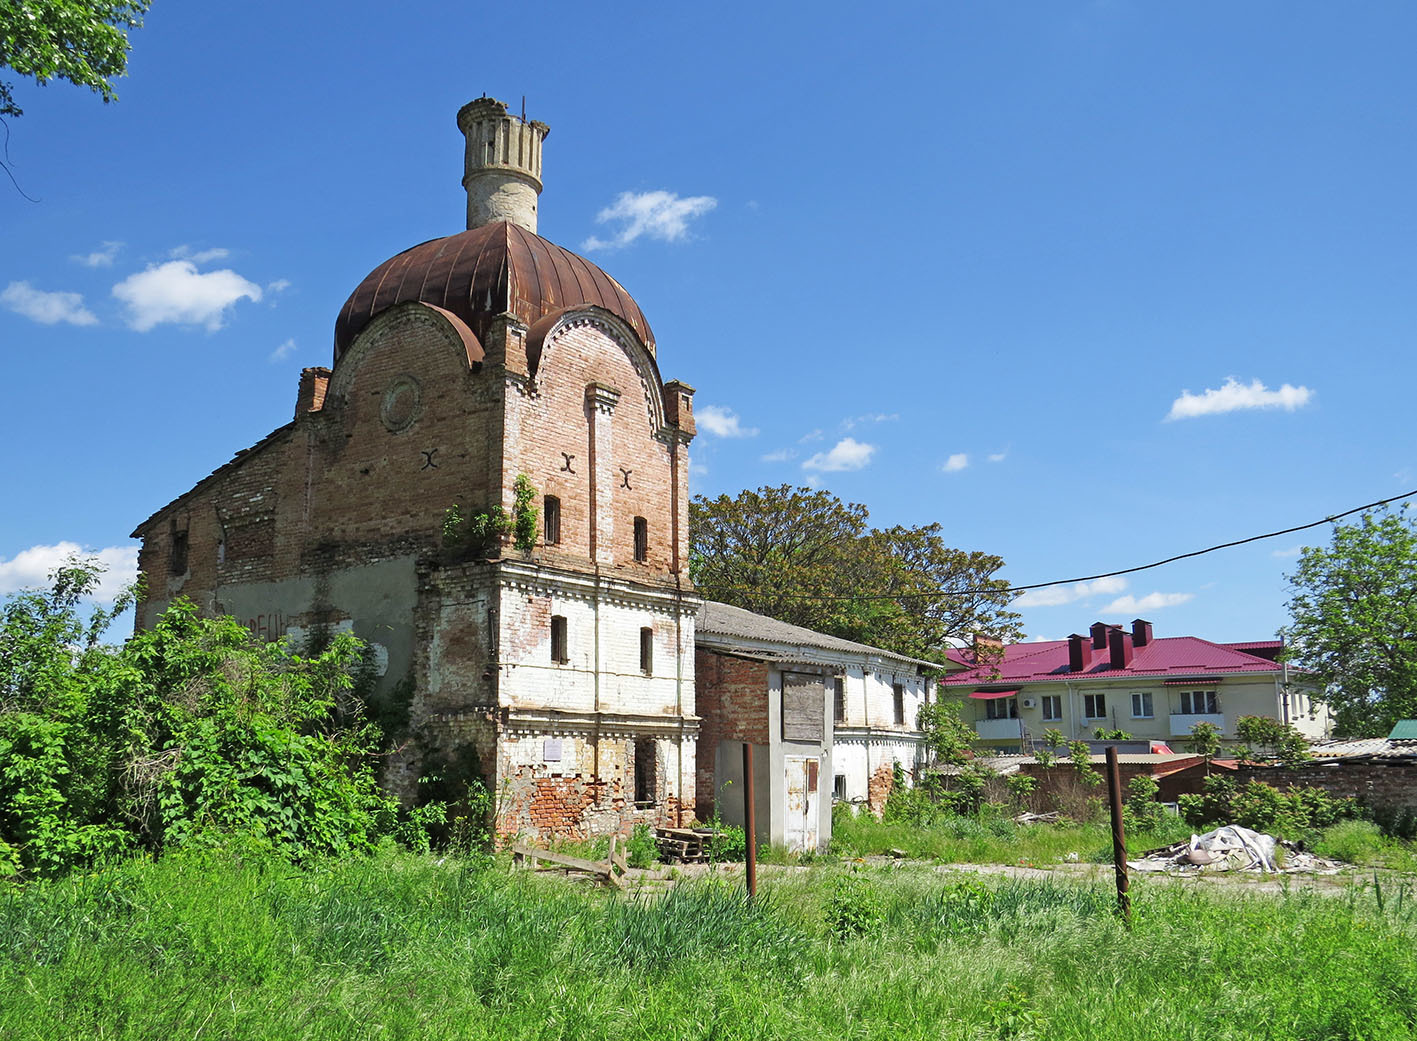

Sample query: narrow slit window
[543,495,561,545]
[169,526,189,575]
[639,627,653,674]
[550,615,568,664]
[833,677,846,723]
[633,740,656,806]
[633,516,648,562]
[892,683,905,725]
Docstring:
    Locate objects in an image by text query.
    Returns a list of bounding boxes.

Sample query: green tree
[1,0,150,118]
[690,485,1020,661]
[1281,508,1417,736]
[916,701,976,767]
[1186,720,1222,765]
[1234,714,1313,768]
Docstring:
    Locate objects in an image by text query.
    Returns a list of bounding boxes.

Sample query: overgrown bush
[0,561,392,881]
[826,872,883,938]
[626,823,657,868]
[1121,775,1169,834]
[1177,775,1360,837]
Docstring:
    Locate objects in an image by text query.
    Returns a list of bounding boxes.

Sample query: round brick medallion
[380,375,422,433]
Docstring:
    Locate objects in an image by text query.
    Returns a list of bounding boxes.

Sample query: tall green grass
[2,847,1415,1040]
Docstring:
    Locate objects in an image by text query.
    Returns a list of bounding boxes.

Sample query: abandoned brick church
[131,97,703,839]
[131,98,935,845]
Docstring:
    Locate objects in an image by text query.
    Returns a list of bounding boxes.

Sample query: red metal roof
[968,688,1021,699]
[333,222,654,363]
[943,634,1286,687]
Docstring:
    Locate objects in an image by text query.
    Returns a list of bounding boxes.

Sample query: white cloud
[71,241,122,267]
[582,190,717,250]
[697,404,758,438]
[1166,378,1313,420]
[1,281,99,326]
[1099,591,1194,614]
[689,461,709,477]
[798,429,824,443]
[1013,576,1127,609]
[761,448,796,463]
[266,278,291,294]
[170,245,231,264]
[270,337,297,363]
[941,453,969,473]
[843,412,898,431]
[0,542,139,602]
[1271,545,1303,559]
[112,260,262,331]
[988,451,1008,463]
[803,437,876,473]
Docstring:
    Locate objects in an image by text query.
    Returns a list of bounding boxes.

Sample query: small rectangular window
[833,774,847,800]
[639,626,653,674]
[1041,695,1062,721]
[633,516,648,562]
[833,677,846,723]
[550,615,568,664]
[1084,693,1107,719]
[543,495,561,545]
[892,683,905,725]
[1131,691,1154,718]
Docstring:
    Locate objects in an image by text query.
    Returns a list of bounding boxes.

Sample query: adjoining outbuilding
[695,601,941,851]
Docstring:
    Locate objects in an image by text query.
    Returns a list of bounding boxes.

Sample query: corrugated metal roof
[1388,720,1417,741]
[944,634,1287,686]
[334,222,655,362]
[695,601,941,670]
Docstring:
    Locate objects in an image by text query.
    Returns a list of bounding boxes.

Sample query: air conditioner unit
[1022,698,1036,709]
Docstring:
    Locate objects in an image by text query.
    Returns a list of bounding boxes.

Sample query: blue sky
[3,1,1414,644]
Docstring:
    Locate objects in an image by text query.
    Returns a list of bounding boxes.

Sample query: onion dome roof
[333,221,654,363]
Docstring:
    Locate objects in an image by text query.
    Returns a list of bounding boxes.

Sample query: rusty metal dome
[333,222,654,363]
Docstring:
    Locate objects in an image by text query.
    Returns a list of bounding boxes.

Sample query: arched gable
[526,306,671,442]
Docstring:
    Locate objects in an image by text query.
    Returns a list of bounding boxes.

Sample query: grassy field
[3,843,1416,1041]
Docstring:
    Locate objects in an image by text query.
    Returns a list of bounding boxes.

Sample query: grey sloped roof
[695,601,942,670]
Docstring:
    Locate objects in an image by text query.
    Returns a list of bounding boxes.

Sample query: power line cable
[707,488,1417,603]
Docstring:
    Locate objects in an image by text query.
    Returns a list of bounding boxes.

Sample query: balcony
[1170,712,1225,738]
[974,717,1024,742]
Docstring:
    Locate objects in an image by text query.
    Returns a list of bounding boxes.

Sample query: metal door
[784,756,820,851]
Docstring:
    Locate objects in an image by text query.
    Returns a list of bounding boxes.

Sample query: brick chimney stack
[1108,627,1134,670]
[457,97,550,233]
[1068,634,1093,673]
[1132,618,1154,647]
[1090,621,1111,650]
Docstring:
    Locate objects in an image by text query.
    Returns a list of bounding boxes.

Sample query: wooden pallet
[654,826,717,863]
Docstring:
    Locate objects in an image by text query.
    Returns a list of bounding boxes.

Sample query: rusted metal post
[743,741,757,900]
[1105,746,1131,927]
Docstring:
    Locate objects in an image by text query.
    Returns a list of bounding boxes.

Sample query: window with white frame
[1041,695,1062,721]
[1178,689,1220,714]
[1083,693,1107,718]
[1131,691,1154,718]
[985,697,1019,720]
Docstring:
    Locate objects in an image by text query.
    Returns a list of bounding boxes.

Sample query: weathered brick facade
[130,99,700,840]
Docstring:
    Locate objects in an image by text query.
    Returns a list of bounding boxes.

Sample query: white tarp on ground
[1129,825,1341,874]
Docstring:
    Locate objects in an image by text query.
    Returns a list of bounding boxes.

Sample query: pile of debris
[1129,825,1343,875]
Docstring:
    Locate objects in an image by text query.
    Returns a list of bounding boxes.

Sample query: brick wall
[1235,761,1417,814]
[694,649,770,818]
